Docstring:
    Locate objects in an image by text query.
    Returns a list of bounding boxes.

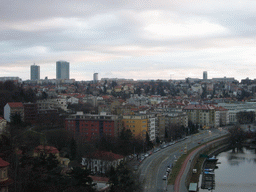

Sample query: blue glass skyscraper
[56,61,69,79]
[30,64,40,80]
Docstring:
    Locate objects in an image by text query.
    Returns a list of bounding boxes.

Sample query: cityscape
[0,63,256,192]
[2,0,256,192]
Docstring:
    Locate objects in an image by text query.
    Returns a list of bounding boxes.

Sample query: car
[144,153,149,157]
[167,168,171,172]
[162,175,167,180]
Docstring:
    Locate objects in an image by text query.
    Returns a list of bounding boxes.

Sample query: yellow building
[122,114,148,139]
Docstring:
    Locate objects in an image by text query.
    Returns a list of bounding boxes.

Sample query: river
[199,147,256,191]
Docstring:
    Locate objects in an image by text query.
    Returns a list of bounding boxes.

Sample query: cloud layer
[1,0,256,81]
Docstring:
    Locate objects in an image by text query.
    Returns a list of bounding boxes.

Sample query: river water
[199,147,256,192]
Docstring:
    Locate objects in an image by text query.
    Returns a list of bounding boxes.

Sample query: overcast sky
[1,0,256,81]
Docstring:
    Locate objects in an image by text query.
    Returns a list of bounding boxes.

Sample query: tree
[118,128,134,156]
[236,111,255,124]
[45,129,73,151]
[108,162,141,192]
[69,167,95,191]
[229,125,246,148]
[145,132,153,150]
[10,113,23,125]
[69,137,77,160]
[156,136,160,145]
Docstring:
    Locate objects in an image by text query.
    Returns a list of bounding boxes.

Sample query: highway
[137,129,228,192]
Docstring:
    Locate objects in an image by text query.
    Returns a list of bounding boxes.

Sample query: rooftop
[86,151,124,161]
[7,102,23,108]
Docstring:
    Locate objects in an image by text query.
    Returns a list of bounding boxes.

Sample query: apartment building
[183,104,219,128]
[164,111,188,128]
[218,102,256,124]
[122,114,148,140]
[65,112,121,142]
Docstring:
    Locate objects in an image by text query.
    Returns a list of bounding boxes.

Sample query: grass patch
[189,157,206,183]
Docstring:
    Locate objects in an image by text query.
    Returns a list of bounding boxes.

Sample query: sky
[1,0,256,81]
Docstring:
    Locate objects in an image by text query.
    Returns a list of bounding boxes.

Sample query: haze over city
[1,0,256,81]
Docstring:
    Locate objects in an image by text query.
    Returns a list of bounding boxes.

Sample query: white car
[163,175,167,180]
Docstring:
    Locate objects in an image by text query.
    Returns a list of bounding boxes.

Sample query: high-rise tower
[30,64,40,80]
[203,71,207,80]
[56,61,69,79]
[93,73,98,84]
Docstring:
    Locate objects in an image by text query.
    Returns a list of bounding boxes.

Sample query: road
[137,129,228,192]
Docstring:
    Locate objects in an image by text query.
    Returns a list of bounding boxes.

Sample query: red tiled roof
[183,104,215,110]
[8,102,23,108]
[0,158,9,167]
[215,106,228,111]
[90,176,109,182]
[34,145,59,154]
[87,151,124,161]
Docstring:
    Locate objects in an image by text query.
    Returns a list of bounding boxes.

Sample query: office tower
[93,73,98,84]
[56,61,69,79]
[30,64,40,80]
[203,71,207,80]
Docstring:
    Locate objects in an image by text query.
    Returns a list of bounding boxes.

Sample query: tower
[56,61,69,79]
[30,64,40,80]
[203,71,207,80]
[93,73,98,84]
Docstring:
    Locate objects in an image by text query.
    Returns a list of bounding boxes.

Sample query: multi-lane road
[137,129,228,192]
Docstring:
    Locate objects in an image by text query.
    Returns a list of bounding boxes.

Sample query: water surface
[199,147,256,192]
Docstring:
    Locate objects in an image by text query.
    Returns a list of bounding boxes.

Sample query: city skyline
[1,1,256,81]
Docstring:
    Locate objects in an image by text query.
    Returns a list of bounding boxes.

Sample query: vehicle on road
[162,175,167,180]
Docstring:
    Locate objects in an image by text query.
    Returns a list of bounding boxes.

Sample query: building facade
[30,64,40,80]
[23,103,38,125]
[203,71,207,80]
[0,117,7,135]
[183,104,219,129]
[122,114,148,140]
[56,61,70,79]
[4,102,24,122]
[93,73,98,84]
[65,112,121,142]
[0,158,13,192]
[82,151,124,174]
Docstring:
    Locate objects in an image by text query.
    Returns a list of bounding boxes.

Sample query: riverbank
[169,135,229,192]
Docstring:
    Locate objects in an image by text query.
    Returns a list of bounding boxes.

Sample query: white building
[82,151,124,174]
[4,102,24,122]
[218,102,256,124]
[148,116,156,141]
